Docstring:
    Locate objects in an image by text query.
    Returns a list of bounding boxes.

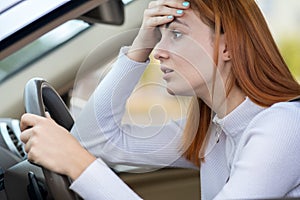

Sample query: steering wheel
[24,77,81,200]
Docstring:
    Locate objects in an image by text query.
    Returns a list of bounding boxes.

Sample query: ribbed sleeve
[70,159,143,200]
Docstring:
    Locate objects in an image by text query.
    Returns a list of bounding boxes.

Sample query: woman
[20,0,300,199]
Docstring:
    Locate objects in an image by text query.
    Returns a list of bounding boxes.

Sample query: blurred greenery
[278,37,300,81]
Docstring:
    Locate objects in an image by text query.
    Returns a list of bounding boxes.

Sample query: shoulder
[270,100,300,111]
[247,100,300,137]
[237,100,300,162]
[255,100,300,121]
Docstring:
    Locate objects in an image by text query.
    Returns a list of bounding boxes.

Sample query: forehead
[165,18,190,29]
[160,9,210,32]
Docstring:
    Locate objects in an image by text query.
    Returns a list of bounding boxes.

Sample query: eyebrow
[166,18,190,29]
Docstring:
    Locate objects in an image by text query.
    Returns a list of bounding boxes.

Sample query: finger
[142,15,173,29]
[149,0,190,10]
[143,7,184,29]
[23,135,32,153]
[143,3,188,28]
[20,113,41,131]
[146,4,186,18]
[20,128,32,144]
[45,112,52,120]
[26,148,39,165]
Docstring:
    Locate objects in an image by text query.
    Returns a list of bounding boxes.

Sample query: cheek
[173,53,215,91]
[172,37,215,85]
[166,60,205,96]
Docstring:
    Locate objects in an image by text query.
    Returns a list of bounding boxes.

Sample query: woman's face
[153,9,226,98]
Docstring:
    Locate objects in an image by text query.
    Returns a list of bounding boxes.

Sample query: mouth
[160,66,174,74]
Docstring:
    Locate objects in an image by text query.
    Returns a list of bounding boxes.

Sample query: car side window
[0,20,90,84]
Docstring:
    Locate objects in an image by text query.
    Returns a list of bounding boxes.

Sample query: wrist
[127,47,152,62]
[67,149,96,181]
[127,29,159,62]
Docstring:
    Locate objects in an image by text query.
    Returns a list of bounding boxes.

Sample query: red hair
[182,0,300,166]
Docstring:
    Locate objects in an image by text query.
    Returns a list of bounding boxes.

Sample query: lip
[160,65,174,80]
[160,65,174,74]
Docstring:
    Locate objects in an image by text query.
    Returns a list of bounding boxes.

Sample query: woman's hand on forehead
[144,0,190,28]
[128,1,190,62]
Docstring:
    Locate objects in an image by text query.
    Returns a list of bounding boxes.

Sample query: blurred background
[256,0,300,80]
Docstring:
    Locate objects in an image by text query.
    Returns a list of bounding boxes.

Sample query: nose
[152,39,169,61]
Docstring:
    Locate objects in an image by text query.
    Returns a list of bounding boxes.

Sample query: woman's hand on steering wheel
[20,113,96,180]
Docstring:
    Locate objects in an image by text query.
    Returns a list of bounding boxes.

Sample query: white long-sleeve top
[70,47,300,199]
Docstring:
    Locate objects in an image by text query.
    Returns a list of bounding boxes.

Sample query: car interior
[0,0,200,199]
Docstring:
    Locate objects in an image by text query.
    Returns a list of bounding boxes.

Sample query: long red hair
[182,0,300,166]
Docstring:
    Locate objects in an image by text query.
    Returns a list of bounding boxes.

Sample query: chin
[166,87,194,97]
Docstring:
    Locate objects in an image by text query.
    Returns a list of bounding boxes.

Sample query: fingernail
[177,10,183,14]
[167,15,173,19]
[182,2,190,7]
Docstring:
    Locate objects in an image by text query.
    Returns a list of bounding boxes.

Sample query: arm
[215,102,300,199]
[70,159,143,200]
[71,47,193,168]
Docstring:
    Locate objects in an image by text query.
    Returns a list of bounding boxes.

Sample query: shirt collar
[212,97,265,137]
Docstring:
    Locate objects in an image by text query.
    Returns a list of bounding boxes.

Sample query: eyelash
[171,30,183,39]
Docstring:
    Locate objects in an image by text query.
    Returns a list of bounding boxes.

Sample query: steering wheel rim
[24,77,80,200]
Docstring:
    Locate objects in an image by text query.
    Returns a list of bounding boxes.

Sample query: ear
[222,44,231,61]
[219,35,231,62]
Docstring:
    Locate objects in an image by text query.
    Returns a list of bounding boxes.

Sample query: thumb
[45,112,52,119]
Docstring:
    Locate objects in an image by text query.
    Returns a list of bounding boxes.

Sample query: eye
[171,30,183,39]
